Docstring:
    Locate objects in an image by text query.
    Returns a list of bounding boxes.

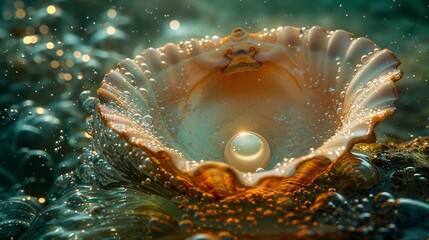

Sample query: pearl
[224,131,270,172]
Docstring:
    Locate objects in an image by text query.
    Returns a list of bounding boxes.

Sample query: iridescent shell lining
[96,26,402,187]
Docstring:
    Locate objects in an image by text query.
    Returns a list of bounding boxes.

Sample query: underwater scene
[0,0,428,239]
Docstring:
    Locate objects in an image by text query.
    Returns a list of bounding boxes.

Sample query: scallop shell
[95,26,402,189]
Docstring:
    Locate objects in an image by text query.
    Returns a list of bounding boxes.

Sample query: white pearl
[224,131,270,172]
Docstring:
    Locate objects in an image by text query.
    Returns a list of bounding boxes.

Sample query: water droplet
[124,72,135,80]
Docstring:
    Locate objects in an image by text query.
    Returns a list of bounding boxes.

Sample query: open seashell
[96,26,402,188]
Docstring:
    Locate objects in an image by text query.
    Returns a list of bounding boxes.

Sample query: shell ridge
[100,71,149,116]
[98,104,165,153]
[307,27,329,89]
[334,37,377,94]
[348,80,397,118]
[272,26,303,69]
[189,39,229,70]
[343,50,402,111]
[132,54,161,106]
[142,48,164,73]
[162,43,182,66]
[98,83,135,112]
[118,70,151,113]
[327,30,354,59]
[118,58,154,104]
[344,37,378,66]
[326,30,354,94]
[127,53,157,108]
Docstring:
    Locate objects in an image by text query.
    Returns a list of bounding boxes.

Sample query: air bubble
[82,97,98,113]
[143,114,153,124]
[404,166,415,173]
[124,72,135,81]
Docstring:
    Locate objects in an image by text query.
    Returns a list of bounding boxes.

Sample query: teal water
[0,0,428,239]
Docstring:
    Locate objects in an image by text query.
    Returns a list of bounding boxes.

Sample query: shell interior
[96,26,402,186]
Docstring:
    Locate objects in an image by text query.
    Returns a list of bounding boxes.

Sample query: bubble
[394,198,429,230]
[124,72,135,81]
[82,97,98,113]
[143,114,153,124]
[404,166,415,173]
[169,20,181,31]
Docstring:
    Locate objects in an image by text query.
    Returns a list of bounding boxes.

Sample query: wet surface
[0,0,428,239]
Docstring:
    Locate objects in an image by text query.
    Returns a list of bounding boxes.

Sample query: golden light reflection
[46,5,57,15]
[23,35,39,44]
[169,20,181,30]
[63,73,72,81]
[22,36,32,44]
[73,51,82,58]
[36,107,45,114]
[106,26,116,35]
[16,9,26,19]
[46,42,55,49]
[82,54,91,62]
[50,60,60,68]
[56,49,64,56]
[107,9,117,19]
